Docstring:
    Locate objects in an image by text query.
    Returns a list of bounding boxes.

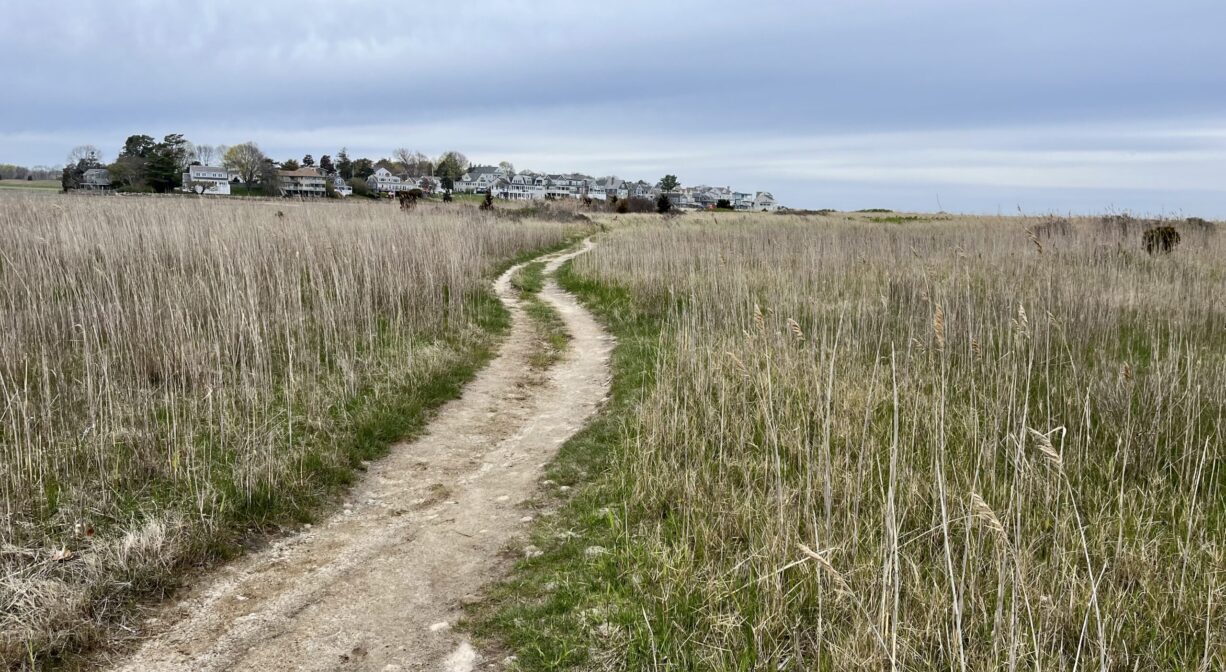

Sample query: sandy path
[106,240,611,672]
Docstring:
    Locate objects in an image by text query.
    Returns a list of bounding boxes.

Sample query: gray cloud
[2,0,1224,214]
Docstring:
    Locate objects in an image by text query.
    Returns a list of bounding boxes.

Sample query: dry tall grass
[568,212,1224,669]
[0,193,577,665]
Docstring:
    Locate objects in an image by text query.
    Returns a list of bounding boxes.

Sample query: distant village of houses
[143,165,779,212]
[61,140,782,212]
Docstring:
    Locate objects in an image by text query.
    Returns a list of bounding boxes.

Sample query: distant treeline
[0,164,60,180]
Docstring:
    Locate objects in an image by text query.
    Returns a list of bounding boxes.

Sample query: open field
[0,192,585,666]
[4,196,1223,670]
[0,180,59,191]
[480,212,1225,670]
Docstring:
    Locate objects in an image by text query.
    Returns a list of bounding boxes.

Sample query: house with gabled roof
[331,174,353,197]
[410,175,441,194]
[546,174,590,197]
[492,172,544,200]
[456,165,507,193]
[81,168,112,190]
[752,191,779,212]
[617,180,651,200]
[182,165,231,195]
[587,176,622,200]
[367,167,416,194]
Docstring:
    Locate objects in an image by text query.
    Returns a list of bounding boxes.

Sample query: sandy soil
[104,241,612,672]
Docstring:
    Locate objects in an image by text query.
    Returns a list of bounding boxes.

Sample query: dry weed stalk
[933,303,946,353]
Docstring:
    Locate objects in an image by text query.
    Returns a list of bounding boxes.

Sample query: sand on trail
[106,240,612,672]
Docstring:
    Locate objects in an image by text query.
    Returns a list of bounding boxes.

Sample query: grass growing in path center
[468,254,667,670]
[511,260,572,370]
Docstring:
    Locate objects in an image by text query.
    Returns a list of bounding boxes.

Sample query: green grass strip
[466,257,668,670]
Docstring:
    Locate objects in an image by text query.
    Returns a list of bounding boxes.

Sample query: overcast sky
[3,0,1224,215]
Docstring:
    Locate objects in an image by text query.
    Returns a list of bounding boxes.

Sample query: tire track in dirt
[106,240,612,672]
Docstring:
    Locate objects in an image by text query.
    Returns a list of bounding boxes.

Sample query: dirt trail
[106,241,612,672]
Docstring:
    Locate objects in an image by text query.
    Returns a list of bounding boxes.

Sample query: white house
[455,165,507,193]
[411,175,442,194]
[182,165,231,195]
[752,192,779,212]
[332,174,352,197]
[589,177,623,200]
[366,168,415,194]
[732,192,756,210]
[492,172,547,200]
[546,174,590,197]
[665,191,691,208]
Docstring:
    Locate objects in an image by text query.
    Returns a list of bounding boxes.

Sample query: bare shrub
[1032,216,1071,239]
[1143,225,1181,254]
[616,196,654,214]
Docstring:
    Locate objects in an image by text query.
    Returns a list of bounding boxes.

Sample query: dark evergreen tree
[657,174,680,191]
[353,158,375,179]
[260,158,282,197]
[61,165,80,192]
[119,134,156,159]
[336,148,353,180]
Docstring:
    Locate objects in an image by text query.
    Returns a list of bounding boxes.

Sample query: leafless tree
[394,148,434,176]
[67,145,103,166]
[195,144,218,166]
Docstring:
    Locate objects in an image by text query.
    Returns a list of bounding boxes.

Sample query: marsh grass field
[2,192,1223,670]
[0,193,583,666]
[481,211,1225,670]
